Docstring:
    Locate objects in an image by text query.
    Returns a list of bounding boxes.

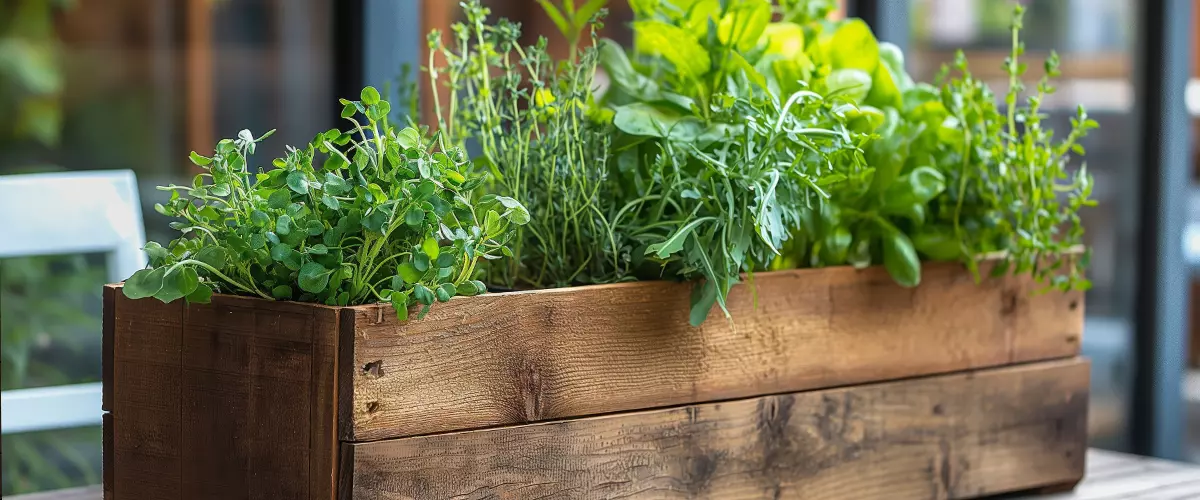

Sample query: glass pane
[0,0,336,494]
[1,254,106,391]
[910,0,1139,452]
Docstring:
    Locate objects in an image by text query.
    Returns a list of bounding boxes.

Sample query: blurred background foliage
[0,0,107,495]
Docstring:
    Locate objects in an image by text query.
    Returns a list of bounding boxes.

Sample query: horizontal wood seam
[341,355,1085,444]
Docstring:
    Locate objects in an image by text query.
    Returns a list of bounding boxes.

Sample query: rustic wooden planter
[103,261,1087,499]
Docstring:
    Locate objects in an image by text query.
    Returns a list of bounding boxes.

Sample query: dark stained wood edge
[337,309,357,442]
[102,285,116,412]
[102,413,113,500]
[311,308,342,500]
[336,443,356,500]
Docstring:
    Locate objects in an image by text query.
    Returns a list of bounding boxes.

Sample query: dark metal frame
[333,0,423,122]
[1131,0,1193,460]
[846,0,910,53]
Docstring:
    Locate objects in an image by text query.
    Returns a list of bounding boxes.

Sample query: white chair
[0,170,146,434]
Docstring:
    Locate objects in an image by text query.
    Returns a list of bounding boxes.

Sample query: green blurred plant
[1,255,105,495]
[0,0,72,147]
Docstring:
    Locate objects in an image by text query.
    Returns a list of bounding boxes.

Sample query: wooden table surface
[6,449,1199,499]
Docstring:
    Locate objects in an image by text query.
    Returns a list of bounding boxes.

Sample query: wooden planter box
[103,262,1088,499]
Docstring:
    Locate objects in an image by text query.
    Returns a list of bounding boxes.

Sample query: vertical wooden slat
[179,297,317,500]
[111,294,184,499]
[310,309,341,500]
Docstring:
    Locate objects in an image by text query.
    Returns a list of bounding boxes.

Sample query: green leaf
[688,280,718,327]
[716,0,770,51]
[436,253,456,268]
[362,209,388,233]
[413,253,430,272]
[881,227,920,288]
[299,262,332,293]
[422,237,440,261]
[826,68,873,103]
[881,166,946,214]
[154,267,198,303]
[268,189,291,210]
[307,244,329,255]
[398,128,421,150]
[632,21,711,79]
[210,183,232,197]
[186,283,213,304]
[456,281,481,296]
[646,217,715,259]
[405,207,425,226]
[195,247,227,270]
[613,102,705,140]
[391,295,410,322]
[360,86,381,106]
[496,196,530,225]
[272,285,293,299]
[397,262,422,284]
[143,242,170,263]
[412,284,435,305]
[287,171,309,194]
[323,173,350,195]
[276,214,293,236]
[321,194,340,210]
[251,210,270,226]
[123,268,166,299]
[435,283,454,303]
[189,151,212,166]
[306,220,325,236]
[271,244,294,262]
[536,0,571,38]
[484,210,502,238]
[912,229,961,261]
[827,19,879,72]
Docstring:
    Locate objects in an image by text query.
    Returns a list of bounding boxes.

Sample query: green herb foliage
[122,88,528,320]
[783,3,1094,291]
[599,0,869,323]
[431,1,625,289]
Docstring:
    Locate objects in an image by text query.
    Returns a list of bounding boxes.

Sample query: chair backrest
[0,170,147,434]
[0,170,147,281]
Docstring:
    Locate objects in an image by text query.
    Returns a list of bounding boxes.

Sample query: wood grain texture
[344,358,1090,500]
[109,289,184,499]
[105,287,342,500]
[343,262,1084,440]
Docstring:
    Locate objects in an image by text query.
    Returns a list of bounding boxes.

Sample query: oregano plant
[122,87,529,321]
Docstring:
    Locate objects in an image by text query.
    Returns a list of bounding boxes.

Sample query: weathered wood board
[105,290,342,500]
[103,261,1086,500]
[343,358,1090,500]
[344,262,1082,440]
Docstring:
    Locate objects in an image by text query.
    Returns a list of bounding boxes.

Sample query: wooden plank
[110,290,184,499]
[178,295,318,500]
[106,290,342,500]
[344,262,1083,440]
[310,308,342,500]
[344,358,1090,499]
[102,412,113,500]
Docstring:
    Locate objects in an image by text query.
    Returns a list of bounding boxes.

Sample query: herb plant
[431,1,627,289]
[786,4,1094,291]
[122,87,528,320]
[421,0,1093,326]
